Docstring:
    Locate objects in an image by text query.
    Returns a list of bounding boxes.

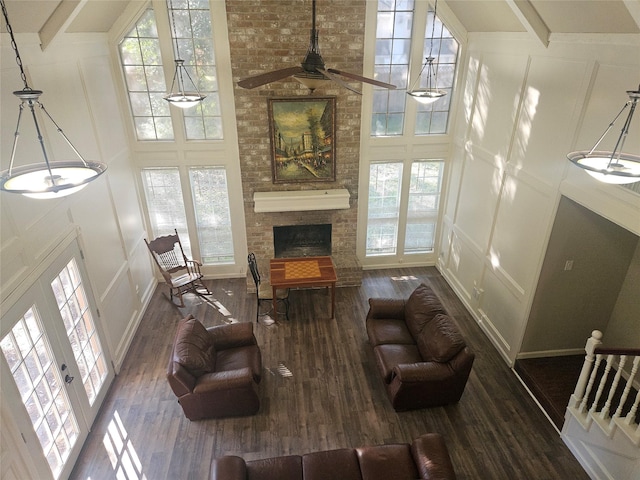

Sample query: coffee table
[270,256,337,319]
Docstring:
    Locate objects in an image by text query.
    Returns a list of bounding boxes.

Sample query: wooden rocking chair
[145,229,211,307]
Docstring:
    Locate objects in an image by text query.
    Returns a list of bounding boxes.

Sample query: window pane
[141,168,191,257]
[166,0,223,140]
[51,259,107,405]
[119,8,174,141]
[189,167,235,264]
[366,163,403,256]
[1,309,79,479]
[371,2,413,137]
[404,160,443,253]
[414,10,459,135]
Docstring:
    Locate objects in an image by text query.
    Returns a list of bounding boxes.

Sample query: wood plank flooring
[70,267,589,479]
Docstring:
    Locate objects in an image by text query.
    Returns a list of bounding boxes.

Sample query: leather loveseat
[167,315,262,420]
[366,283,475,411]
[209,433,457,480]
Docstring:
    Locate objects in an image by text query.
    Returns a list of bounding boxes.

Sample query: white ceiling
[2,0,639,41]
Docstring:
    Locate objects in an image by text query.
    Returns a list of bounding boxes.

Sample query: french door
[0,241,114,479]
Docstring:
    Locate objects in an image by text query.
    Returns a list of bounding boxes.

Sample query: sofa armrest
[411,433,457,480]
[210,456,247,480]
[392,362,452,383]
[208,322,256,349]
[366,298,406,321]
[194,367,255,393]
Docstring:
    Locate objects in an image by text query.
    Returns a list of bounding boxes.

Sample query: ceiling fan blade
[237,66,305,89]
[327,68,397,90]
[317,68,363,95]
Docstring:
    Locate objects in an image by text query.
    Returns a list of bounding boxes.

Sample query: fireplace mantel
[253,189,350,213]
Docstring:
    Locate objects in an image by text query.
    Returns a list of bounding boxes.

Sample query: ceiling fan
[237,0,396,95]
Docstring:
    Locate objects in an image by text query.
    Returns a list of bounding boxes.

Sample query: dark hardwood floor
[514,356,585,430]
[70,267,589,479]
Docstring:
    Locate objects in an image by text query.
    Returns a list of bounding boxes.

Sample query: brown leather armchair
[167,315,262,420]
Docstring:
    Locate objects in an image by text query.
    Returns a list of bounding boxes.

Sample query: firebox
[273,224,332,258]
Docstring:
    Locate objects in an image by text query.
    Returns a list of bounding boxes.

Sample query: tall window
[366,161,443,257]
[189,167,234,264]
[167,0,222,140]
[119,0,222,141]
[119,8,174,140]
[142,167,235,265]
[371,1,459,136]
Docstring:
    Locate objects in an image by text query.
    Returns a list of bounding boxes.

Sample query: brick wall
[227,0,365,287]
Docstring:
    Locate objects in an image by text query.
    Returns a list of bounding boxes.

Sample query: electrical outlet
[564,260,574,271]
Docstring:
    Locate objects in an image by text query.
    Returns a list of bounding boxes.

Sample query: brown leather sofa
[366,283,475,411]
[209,433,457,480]
[167,315,262,420]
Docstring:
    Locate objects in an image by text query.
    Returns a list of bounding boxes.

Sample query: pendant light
[567,86,640,185]
[407,0,447,105]
[164,0,206,109]
[0,0,106,199]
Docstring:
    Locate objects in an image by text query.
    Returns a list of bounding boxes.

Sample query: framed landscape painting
[268,97,336,183]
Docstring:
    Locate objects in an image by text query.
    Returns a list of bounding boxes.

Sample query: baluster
[589,354,614,415]
[599,355,626,421]
[572,330,603,408]
[579,353,603,414]
[612,356,640,423]
[623,387,640,427]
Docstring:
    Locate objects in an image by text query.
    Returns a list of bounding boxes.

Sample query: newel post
[570,330,603,408]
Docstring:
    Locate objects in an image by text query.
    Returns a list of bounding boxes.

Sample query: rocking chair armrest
[186,259,203,268]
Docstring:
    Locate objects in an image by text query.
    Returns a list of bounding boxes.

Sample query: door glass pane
[51,259,107,406]
[1,307,79,479]
[141,167,192,257]
[366,163,403,256]
[189,167,234,264]
[404,160,443,253]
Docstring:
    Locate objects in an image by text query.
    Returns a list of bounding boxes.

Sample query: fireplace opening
[273,224,332,258]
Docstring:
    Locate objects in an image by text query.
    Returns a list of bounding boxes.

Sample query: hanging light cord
[1,0,30,91]
[409,0,439,92]
[166,0,202,99]
[1,0,89,179]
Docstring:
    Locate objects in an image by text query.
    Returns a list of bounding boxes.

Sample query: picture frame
[268,96,336,183]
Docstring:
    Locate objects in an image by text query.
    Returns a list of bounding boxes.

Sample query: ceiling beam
[622,0,640,30]
[39,0,87,51]
[505,0,550,47]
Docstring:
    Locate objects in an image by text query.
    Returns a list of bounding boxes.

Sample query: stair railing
[567,330,640,446]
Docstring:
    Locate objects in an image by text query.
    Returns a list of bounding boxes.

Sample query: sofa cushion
[416,314,466,363]
[404,284,447,338]
[356,444,419,480]
[246,456,302,480]
[303,448,362,480]
[173,316,216,377]
[215,345,262,382]
[373,344,423,383]
[367,317,415,346]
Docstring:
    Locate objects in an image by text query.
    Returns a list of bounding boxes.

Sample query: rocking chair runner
[145,230,211,307]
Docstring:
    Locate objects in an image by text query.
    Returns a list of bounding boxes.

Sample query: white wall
[439,33,640,365]
[0,33,155,370]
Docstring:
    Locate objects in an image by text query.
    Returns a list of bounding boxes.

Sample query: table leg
[272,286,277,320]
[330,282,335,319]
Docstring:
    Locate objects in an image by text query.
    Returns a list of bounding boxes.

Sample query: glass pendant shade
[567,151,640,185]
[0,89,107,199]
[407,88,447,105]
[567,87,640,185]
[164,91,206,109]
[294,73,329,92]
